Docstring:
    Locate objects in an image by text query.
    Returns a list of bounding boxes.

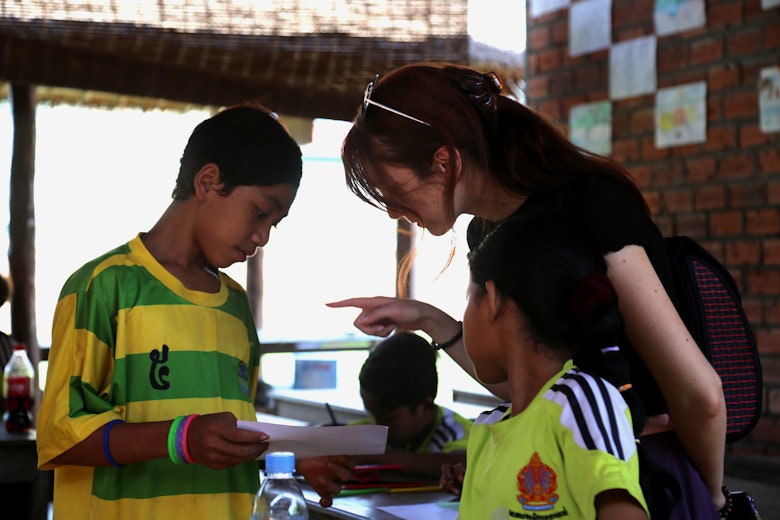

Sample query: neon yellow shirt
[37,235,261,520]
[459,361,648,519]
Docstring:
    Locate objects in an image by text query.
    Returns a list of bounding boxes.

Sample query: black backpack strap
[665,236,762,443]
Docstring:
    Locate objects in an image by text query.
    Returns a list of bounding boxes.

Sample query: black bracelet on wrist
[718,484,733,519]
[431,321,463,351]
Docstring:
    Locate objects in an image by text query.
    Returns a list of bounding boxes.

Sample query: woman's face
[374,162,455,236]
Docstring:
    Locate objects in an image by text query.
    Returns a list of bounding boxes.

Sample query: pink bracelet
[181,414,200,464]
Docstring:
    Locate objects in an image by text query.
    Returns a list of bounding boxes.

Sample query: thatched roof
[0,0,525,120]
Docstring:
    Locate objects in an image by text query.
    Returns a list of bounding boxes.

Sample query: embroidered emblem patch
[237,361,250,395]
[516,451,559,511]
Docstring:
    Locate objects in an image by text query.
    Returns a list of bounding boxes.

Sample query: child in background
[350,332,471,478]
[456,210,661,519]
[36,105,352,520]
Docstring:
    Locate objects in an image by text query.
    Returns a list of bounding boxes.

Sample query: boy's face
[360,390,434,448]
[198,177,298,269]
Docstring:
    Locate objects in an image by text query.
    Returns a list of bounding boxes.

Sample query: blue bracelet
[103,419,125,468]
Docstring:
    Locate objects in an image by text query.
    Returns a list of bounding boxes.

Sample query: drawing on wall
[655,81,707,148]
[610,36,657,100]
[762,0,780,9]
[570,100,612,155]
[654,0,705,36]
[570,0,611,57]
[529,0,571,18]
[759,66,780,134]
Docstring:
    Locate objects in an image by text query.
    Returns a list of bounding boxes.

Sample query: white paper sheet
[654,0,705,36]
[570,0,612,57]
[759,66,780,134]
[237,421,388,459]
[529,0,571,18]
[570,100,612,155]
[378,502,459,520]
[610,36,657,100]
[655,81,707,148]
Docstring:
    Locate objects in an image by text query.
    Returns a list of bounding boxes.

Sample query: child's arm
[51,411,269,470]
[297,455,356,507]
[595,489,649,520]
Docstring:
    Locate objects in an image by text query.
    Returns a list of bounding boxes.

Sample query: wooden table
[0,429,51,520]
[302,484,457,520]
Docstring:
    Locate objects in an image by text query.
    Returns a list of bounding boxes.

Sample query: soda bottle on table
[252,451,309,520]
[3,343,35,433]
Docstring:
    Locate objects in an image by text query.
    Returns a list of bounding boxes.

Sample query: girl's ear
[194,163,221,198]
[484,280,504,322]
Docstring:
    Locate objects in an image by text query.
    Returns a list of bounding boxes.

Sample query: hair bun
[569,273,618,324]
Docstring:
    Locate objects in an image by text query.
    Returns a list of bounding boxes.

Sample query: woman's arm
[327,297,510,400]
[605,245,727,506]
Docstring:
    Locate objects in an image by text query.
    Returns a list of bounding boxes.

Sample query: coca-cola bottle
[3,343,35,433]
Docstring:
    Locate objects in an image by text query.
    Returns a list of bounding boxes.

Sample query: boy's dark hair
[172,104,303,200]
[359,332,438,410]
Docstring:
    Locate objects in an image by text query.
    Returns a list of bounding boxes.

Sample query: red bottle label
[5,376,31,399]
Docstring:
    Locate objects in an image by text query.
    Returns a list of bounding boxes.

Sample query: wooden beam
[8,82,41,423]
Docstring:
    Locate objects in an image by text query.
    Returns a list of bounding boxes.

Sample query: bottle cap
[265,451,295,474]
[13,344,25,350]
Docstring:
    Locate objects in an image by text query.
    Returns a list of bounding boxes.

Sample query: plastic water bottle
[3,343,35,433]
[252,451,309,520]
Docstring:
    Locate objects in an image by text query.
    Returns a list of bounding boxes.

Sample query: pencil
[325,402,338,425]
[388,485,442,493]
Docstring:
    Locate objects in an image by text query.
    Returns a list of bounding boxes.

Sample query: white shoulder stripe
[544,369,636,461]
[474,401,511,425]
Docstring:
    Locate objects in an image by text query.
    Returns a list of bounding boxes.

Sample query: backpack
[665,236,762,443]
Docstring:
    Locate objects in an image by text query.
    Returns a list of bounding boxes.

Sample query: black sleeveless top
[467,174,674,416]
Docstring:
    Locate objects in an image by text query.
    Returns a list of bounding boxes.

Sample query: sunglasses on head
[362,74,430,127]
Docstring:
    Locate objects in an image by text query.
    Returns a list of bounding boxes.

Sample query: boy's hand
[186,412,269,470]
[298,455,356,507]
[440,462,466,496]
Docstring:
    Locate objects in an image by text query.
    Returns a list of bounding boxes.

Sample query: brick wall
[524,0,780,458]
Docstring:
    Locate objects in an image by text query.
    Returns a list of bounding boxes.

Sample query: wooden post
[9,83,40,424]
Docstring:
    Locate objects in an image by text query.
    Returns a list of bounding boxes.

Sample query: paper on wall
[570,0,611,57]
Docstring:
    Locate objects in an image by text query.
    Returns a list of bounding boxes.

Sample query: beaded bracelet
[718,484,733,519]
[168,416,187,465]
[431,321,463,351]
[103,419,125,468]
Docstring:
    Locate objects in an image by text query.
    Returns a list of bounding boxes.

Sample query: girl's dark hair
[468,209,679,517]
[173,104,302,200]
[359,332,438,411]
[341,62,648,225]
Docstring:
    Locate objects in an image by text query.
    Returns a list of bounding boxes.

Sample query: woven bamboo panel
[0,1,523,119]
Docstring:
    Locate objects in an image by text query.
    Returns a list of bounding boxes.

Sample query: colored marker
[389,485,443,493]
[336,487,389,497]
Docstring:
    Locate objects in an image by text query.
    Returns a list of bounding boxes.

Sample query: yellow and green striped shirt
[37,234,261,520]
